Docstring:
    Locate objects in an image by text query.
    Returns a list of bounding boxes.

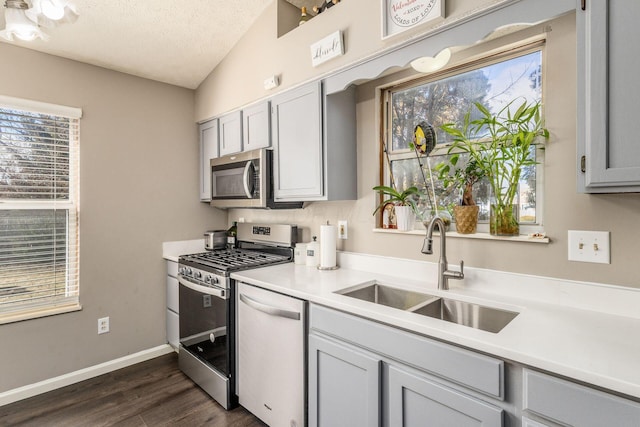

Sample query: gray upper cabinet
[577,0,640,192]
[199,118,218,202]
[219,110,243,156]
[271,81,324,201]
[242,101,270,151]
[271,81,357,202]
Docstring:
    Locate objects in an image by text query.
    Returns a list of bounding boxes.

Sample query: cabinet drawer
[523,369,640,426]
[310,304,504,399]
[167,260,178,278]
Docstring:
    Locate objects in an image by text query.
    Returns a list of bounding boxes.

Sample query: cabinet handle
[178,275,227,299]
[581,0,586,11]
[239,293,301,320]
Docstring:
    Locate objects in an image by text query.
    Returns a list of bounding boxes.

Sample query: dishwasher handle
[239,293,301,320]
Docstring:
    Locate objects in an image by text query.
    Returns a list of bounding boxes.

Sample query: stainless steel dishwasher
[236,282,306,427]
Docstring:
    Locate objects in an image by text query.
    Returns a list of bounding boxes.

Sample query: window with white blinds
[0,96,81,323]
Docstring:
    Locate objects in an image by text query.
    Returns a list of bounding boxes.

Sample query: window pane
[386,49,543,228]
[0,210,75,311]
[0,103,79,320]
[0,109,72,200]
[390,51,542,152]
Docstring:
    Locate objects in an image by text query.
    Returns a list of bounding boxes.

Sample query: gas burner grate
[182,249,290,272]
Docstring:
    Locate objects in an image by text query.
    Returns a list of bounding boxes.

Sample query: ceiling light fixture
[0,0,48,41]
[410,48,452,74]
[0,0,77,42]
[26,0,78,27]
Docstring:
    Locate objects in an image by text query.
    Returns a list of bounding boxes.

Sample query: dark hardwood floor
[0,352,265,427]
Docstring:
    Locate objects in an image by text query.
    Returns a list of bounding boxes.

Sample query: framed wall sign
[310,30,345,67]
[381,0,445,39]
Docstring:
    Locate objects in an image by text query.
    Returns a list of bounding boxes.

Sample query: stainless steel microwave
[210,148,302,209]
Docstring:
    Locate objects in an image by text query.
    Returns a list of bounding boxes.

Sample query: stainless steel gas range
[177,223,297,409]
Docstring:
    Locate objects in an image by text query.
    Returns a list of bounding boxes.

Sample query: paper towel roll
[320,224,337,269]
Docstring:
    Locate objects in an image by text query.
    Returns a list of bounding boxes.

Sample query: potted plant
[435,157,486,234]
[372,185,422,231]
[441,99,549,236]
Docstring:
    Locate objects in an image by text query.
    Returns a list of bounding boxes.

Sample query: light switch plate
[568,230,610,264]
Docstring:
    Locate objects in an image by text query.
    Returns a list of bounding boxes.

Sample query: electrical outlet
[98,317,110,334]
[338,220,348,239]
[568,230,610,264]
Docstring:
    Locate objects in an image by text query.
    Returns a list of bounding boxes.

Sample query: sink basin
[336,282,519,333]
[411,298,518,333]
[337,282,436,311]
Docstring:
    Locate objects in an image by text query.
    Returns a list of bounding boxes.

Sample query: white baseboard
[0,344,175,407]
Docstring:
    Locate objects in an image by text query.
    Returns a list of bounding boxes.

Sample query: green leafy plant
[440,99,549,234]
[435,156,486,206]
[372,185,422,216]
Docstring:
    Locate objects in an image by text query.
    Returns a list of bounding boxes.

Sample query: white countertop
[162,239,205,262]
[230,252,640,400]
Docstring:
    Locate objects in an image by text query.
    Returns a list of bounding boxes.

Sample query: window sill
[0,303,82,325]
[372,228,550,244]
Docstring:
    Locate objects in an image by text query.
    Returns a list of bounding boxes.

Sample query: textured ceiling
[0,0,273,89]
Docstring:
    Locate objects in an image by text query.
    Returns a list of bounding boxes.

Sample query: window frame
[379,41,547,235]
[0,95,82,324]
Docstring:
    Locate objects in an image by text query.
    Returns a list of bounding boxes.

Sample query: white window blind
[0,100,80,323]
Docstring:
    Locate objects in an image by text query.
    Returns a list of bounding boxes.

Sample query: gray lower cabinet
[308,334,381,427]
[165,261,179,349]
[577,0,640,192]
[523,369,640,427]
[388,365,503,427]
[309,304,505,427]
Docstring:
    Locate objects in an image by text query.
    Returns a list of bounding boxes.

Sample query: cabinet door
[388,365,503,427]
[166,309,179,349]
[219,110,243,156]
[309,334,381,427]
[578,1,640,192]
[271,81,323,201]
[199,119,218,201]
[243,101,270,151]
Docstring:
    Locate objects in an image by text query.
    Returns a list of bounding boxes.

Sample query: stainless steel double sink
[336,281,518,333]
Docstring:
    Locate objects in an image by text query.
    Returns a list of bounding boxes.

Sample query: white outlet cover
[338,220,348,239]
[568,230,610,264]
[98,316,110,334]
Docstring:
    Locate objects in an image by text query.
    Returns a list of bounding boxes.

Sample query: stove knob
[185,268,192,276]
[194,271,202,279]
[211,276,219,285]
[178,267,185,275]
[204,275,212,284]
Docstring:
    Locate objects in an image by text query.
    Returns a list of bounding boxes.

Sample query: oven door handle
[239,293,300,320]
[242,160,254,198]
[178,275,227,300]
